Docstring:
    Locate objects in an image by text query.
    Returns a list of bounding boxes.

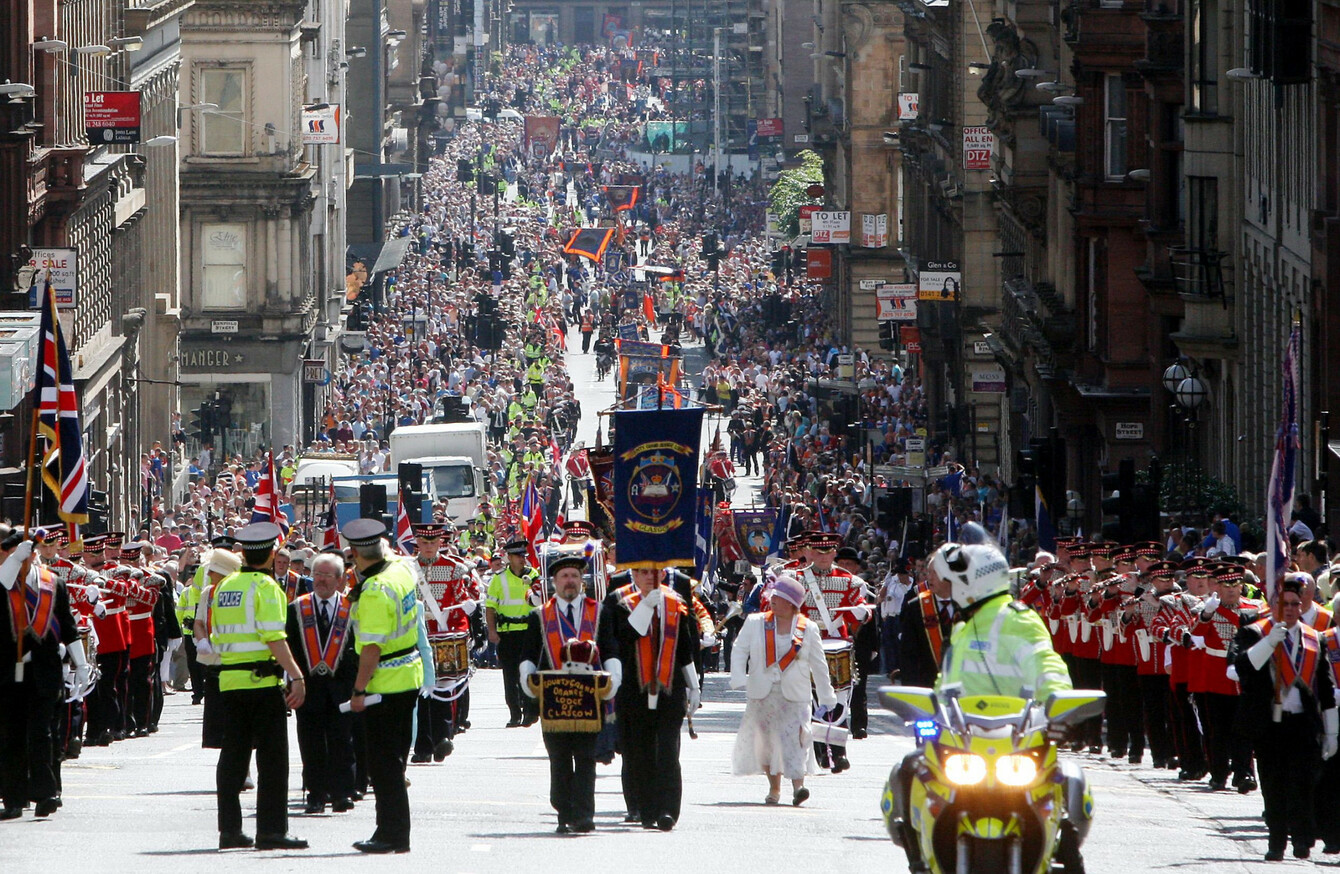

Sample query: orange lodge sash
[763,611,807,671]
[1324,628,1340,687]
[1254,618,1321,702]
[616,583,684,693]
[542,597,600,669]
[297,595,352,676]
[9,566,57,640]
[919,590,945,663]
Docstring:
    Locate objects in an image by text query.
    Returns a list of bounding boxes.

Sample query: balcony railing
[1168,246,1228,298]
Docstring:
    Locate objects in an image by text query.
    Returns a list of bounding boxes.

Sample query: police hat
[236,522,283,551]
[504,538,529,556]
[210,535,237,549]
[413,523,447,540]
[342,518,388,547]
[547,555,587,576]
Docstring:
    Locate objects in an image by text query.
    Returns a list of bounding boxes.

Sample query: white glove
[195,638,215,657]
[849,604,871,623]
[460,598,478,616]
[1226,665,1239,683]
[629,587,663,636]
[1248,624,1290,670]
[1189,635,1206,651]
[814,704,831,720]
[604,657,622,700]
[1325,710,1339,760]
[699,632,718,648]
[687,685,701,713]
[1199,592,1221,619]
[67,638,90,691]
[93,600,107,619]
[682,662,701,712]
[1266,622,1288,646]
[84,585,101,604]
[0,541,34,591]
[520,659,538,698]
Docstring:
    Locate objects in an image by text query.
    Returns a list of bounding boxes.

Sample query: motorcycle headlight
[996,754,1039,787]
[943,753,988,786]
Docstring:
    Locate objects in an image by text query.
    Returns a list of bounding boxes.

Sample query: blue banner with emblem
[612,407,704,567]
[733,508,778,567]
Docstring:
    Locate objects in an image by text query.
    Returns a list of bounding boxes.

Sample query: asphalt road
[0,668,1309,873]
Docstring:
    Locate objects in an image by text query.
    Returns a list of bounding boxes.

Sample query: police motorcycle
[879,685,1104,874]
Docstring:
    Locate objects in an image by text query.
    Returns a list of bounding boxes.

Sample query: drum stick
[338,693,383,713]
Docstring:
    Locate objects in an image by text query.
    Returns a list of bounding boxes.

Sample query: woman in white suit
[730,573,837,805]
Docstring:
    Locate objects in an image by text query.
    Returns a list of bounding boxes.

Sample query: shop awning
[371,236,412,273]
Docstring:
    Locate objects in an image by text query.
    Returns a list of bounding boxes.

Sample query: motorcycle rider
[890,535,1075,872]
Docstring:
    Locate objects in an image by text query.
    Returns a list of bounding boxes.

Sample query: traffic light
[478,173,497,196]
[188,403,214,442]
[878,321,895,351]
[1100,459,1136,543]
[456,158,474,183]
[770,248,786,276]
[1011,447,1038,519]
[701,233,718,258]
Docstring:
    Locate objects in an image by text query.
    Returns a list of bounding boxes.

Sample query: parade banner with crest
[616,339,681,404]
[733,508,778,567]
[613,408,704,566]
[523,115,561,156]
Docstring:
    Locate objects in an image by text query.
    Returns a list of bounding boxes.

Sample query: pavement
[0,670,1314,873]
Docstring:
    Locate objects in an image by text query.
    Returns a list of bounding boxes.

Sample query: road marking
[470,844,491,852]
[149,743,197,759]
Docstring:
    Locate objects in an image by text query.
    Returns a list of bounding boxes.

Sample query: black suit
[285,594,358,807]
[0,569,80,810]
[604,583,697,827]
[1233,621,1335,855]
[521,596,619,828]
[898,593,953,688]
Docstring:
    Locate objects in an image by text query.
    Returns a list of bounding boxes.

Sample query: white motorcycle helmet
[930,541,1012,609]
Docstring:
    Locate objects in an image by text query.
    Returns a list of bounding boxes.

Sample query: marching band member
[286,551,357,815]
[0,527,84,820]
[790,531,867,773]
[730,573,835,806]
[412,523,479,762]
[83,534,130,746]
[520,555,620,833]
[1191,563,1256,792]
[606,565,699,831]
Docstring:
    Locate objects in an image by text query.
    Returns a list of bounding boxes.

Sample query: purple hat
[770,574,806,608]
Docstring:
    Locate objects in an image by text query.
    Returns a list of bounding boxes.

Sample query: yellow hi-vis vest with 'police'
[209,569,287,692]
[352,556,425,694]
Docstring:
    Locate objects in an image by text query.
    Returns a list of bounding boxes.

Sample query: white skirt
[731,684,817,780]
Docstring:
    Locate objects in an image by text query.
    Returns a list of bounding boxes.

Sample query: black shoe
[219,831,253,850]
[521,715,538,727]
[792,787,810,806]
[851,728,868,740]
[256,833,308,851]
[640,819,657,829]
[112,730,126,741]
[1238,775,1258,794]
[831,754,851,773]
[1264,849,1285,862]
[1294,845,1312,859]
[66,739,82,759]
[460,720,471,730]
[656,814,676,831]
[351,790,365,801]
[353,839,410,854]
[624,813,640,824]
[33,798,58,818]
[505,719,522,728]
[303,801,325,815]
[1322,843,1340,855]
[0,806,21,821]
[147,725,159,734]
[571,819,594,833]
[1128,752,1143,765]
[192,697,204,705]
[433,739,454,762]
[1087,744,1102,755]
[1208,779,1227,792]
[1108,748,1126,760]
[555,823,570,834]
[410,753,431,764]
[89,731,112,747]
[331,799,355,813]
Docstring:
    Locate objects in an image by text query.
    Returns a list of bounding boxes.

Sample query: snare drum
[430,633,471,681]
[822,639,853,692]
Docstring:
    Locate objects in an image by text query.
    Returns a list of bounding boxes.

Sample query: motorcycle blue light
[914,719,940,740]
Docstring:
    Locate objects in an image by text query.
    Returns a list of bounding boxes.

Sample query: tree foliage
[768,150,825,237]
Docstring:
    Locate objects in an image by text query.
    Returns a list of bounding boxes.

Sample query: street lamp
[1165,358,1209,518]
[1174,375,1208,411]
[1161,360,1191,395]
[1066,491,1085,536]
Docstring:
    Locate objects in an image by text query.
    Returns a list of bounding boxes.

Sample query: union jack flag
[1265,323,1301,605]
[250,452,281,524]
[520,478,543,567]
[36,277,88,524]
[393,484,415,556]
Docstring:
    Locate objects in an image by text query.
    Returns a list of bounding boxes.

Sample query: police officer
[486,540,540,727]
[207,522,308,851]
[344,518,424,854]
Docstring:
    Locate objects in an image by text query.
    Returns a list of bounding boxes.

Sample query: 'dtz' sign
[301,104,341,144]
[85,91,142,144]
[963,126,993,170]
